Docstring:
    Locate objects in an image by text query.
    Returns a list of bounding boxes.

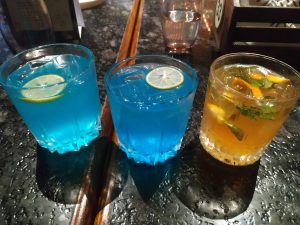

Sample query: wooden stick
[101,0,144,141]
[111,0,145,144]
[71,0,144,224]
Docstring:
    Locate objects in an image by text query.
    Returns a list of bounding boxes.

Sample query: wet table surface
[1,0,300,225]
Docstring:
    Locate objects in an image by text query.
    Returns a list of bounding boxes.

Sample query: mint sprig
[225,65,273,89]
[250,78,273,88]
[225,65,258,79]
[236,102,278,120]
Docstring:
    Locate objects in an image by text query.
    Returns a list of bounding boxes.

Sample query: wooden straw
[71,0,144,224]
[101,0,144,141]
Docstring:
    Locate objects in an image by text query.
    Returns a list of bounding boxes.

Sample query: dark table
[1,0,299,224]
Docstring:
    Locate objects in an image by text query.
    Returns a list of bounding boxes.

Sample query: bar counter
[0,0,299,224]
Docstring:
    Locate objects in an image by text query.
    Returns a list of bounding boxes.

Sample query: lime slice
[145,66,184,90]
[20,74,66,103]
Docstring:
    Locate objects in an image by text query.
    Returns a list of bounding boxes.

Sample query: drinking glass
[200,53,300,166]
[0,44,101,153]
[160,0,202,54]
[105,55,198,165]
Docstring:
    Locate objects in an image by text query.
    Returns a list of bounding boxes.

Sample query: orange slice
[232,77,263,99]
[249,72,264,80]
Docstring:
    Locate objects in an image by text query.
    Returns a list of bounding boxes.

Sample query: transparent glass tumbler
[105,55,198,165]
[0,44,101,153]
[200,53,300,166]
[160,0,202,53]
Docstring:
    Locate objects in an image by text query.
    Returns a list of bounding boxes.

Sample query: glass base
[118,141,181,165]
[166,46,191,54]
[37,129,100,154]
[199,130,265,166]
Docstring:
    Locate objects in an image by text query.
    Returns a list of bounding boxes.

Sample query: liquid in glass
[0,44,101,153]
[200,54,300,166]
[105,56,198,165]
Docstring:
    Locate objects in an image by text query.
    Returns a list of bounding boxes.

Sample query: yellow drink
[200,53,300,166]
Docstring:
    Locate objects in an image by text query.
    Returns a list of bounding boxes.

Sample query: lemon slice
[145,66,184,90]
[266,73,290,84]
[207,103,244,140]
[207,103,226,123]
[20,74,66,103]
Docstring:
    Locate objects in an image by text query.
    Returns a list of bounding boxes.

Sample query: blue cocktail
[0,44,101,153]
[105,55,198,165]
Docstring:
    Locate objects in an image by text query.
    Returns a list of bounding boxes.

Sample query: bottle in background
[0,0,55,52]
[0,0,82,53]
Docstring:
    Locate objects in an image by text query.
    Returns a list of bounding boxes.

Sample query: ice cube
[54,55,73,68]
[253,65,269,76]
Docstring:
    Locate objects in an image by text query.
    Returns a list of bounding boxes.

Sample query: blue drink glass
[0,44,101,153]
[105,55,198,165]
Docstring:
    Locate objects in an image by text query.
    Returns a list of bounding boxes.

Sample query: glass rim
[104,54,198,105]
[0,43,95,88]
[210,52,300,103]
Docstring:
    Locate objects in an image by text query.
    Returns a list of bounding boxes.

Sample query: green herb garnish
[250,78,273,88]
[236,102,278,120]
[224,121,244,141]
[225,65,258,79]
[225,65,273,89]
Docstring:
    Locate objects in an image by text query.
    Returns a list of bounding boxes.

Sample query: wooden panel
[229,43,300,70]
[234,27,300,43]
[233,7,300,23]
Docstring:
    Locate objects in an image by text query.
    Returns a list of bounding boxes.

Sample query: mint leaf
[250,78,273,88]
[236,102,278,120]
[260,103,278,120]
[263,79,273,88]
[236,105,260,120]
[225,66,257,79]
[224,120,244,141]
[250,79,264,87]
[225,65,274,89]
